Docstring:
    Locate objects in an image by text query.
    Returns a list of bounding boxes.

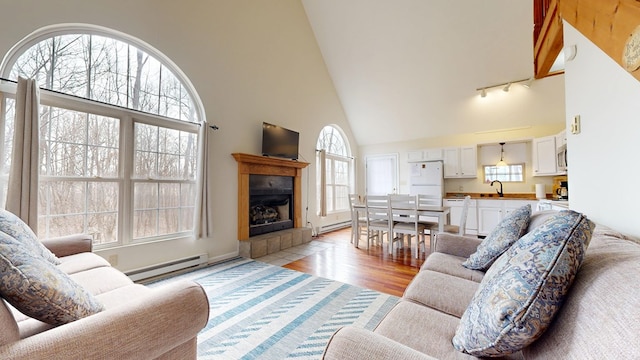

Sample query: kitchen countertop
[445,192,550,200]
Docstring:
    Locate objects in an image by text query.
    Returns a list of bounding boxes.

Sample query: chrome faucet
[490,180,504,197]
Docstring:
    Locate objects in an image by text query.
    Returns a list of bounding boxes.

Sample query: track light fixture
[476,77,534,98]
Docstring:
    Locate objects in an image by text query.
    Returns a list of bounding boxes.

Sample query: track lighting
[476,77,534,98]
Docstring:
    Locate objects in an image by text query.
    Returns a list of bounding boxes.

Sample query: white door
[365,154,398,195]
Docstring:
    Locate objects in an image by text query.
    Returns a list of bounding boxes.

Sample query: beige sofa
[323,210,640,359]
[0,234,209,360]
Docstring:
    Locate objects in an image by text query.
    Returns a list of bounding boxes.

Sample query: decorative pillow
[0,232,104,325]
[463,204,531,271]
[452,210,595,357]
[0,209,60,265]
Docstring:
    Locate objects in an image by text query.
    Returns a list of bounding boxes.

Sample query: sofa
[323,209,640,359]
[0,231,210,359]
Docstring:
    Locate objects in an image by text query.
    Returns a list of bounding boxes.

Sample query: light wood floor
[283,228,425,297]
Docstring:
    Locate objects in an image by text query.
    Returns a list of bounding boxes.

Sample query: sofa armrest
[0,280,209,360]
[41,234,93,257]
[433,233,482,258]
[323,326,437,360]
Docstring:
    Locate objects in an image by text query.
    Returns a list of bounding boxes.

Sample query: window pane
[88,182,118,213]
[133,182,159,238]
[483,164,524,182]
[0,98,15,207]
[133,210,157,238]
[88,213,117,245]
[159,183,180,208]
[45,181,86,215]
[134,183,158,210]
[158,209,179,235]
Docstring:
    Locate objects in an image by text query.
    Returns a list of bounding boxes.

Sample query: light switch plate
[571,115,581,134]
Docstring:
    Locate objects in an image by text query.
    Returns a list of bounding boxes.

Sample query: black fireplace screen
[249,174,294,236]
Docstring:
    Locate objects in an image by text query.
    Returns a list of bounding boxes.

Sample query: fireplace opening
[249,174,294,236]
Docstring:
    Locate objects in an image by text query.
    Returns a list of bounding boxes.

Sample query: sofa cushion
[452,210,595,357]
[0,209,59,265]
[523,226,640,359]
[375,301,523,360]
[0,232,104,325]
[421,252,484,282]
[403,270,478,318]
[463,204,531,271]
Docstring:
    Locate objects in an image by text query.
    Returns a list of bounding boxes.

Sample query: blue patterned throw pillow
[0,232,104,325]
[0,209,60,265]
[463,204,531,271]
[452,210,595,357]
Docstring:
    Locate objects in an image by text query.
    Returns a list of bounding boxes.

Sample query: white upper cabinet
[532,135,557,176]
[443,146,477,178]
[407,148,444,162]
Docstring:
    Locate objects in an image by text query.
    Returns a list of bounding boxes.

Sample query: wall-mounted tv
[261,122,299,160]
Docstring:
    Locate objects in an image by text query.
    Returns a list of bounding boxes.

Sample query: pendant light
[496,142,508,167]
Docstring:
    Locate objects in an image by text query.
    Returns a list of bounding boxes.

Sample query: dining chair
[416,194,440,235]
[428,195,471,254]
[364,195,393,250]
[348,194,367,247]
[390,194,428,258]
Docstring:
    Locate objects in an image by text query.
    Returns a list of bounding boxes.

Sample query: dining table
[352,203,451,232]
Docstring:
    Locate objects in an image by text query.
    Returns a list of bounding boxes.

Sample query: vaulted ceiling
[302,0,566,146]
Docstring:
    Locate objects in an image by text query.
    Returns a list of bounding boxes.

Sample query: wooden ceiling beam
[559,0,640,81]
[534,0,564,79]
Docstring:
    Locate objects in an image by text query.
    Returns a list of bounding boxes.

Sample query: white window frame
[316,125,354,214]
[0,24,205,249]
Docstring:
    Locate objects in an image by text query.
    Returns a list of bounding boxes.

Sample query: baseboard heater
[319,220,351,234]
[126,253,208,282]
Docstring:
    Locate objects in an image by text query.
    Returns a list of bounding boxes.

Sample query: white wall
[0,0,356,271]
[563,22,640,238]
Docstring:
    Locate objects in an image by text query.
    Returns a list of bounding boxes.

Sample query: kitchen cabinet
[477,199,538,236]
[407,148,443,162]
[532,136,557,176]
[443,146,477,178]
[443,198,478,235]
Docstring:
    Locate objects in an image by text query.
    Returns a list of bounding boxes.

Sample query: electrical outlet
[458,185,464,191]
[571,115,581,134]
[108,255,118,266]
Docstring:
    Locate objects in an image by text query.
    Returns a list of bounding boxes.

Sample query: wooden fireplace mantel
[232,153,309,240]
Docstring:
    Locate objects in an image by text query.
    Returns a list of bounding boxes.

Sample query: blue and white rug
[149,257,399,359]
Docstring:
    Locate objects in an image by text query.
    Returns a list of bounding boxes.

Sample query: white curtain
[195,123,214,238]
[317,149,327,217]
[6,77,40,230]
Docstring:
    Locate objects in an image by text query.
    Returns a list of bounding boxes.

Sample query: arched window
[316,125,354,215]
[0,24,205,247]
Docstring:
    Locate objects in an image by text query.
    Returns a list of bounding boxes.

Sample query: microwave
[557,144,567,171]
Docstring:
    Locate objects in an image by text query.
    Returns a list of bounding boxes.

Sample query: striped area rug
[149,257,398,359]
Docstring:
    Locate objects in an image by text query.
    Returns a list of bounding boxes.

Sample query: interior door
[365,154,398,195]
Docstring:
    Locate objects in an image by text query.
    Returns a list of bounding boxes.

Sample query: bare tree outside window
[2,30,201,247]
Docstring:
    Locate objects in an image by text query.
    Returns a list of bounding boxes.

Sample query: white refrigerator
[409,161,444,205]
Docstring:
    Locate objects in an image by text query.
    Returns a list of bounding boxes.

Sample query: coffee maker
[555,181,568,200]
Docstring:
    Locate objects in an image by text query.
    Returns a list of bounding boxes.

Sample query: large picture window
[0,25,203,248]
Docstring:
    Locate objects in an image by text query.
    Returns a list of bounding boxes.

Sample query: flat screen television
[261,122,299,160]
